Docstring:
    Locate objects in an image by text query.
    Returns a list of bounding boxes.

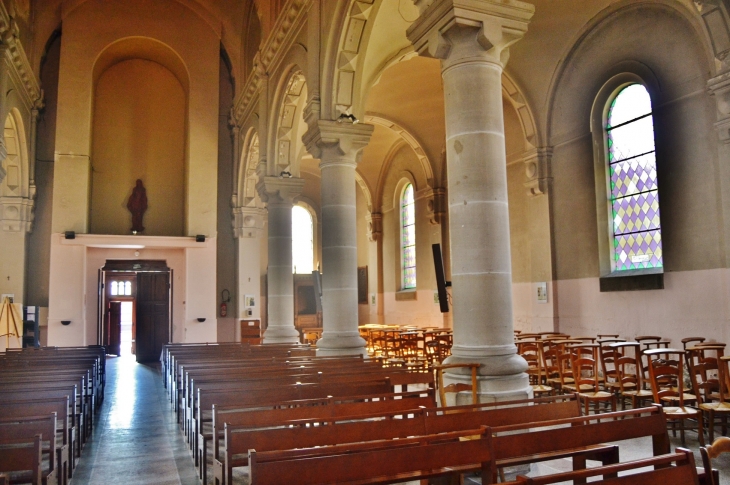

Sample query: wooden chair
[683,337,706,350]
[552,339,583,393]
[518,340,553,396]
[611,342,653,410]
[700,436,730,485]
[597,333,620,339]
[645,348,705,446]
[688,345,729,442]
[433,363,480,406]
[598,338,626,394]
[568,343,616,414]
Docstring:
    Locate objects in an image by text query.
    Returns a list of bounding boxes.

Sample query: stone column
[303,120,374,356]
[407,0,534,401]
[257,176,305,343]
[233,206,266,340]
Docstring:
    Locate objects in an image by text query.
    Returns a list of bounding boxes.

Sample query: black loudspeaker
[195,235,206,242]
[312,270,323,313]
[432,243,451,313]
[64,231,75,240]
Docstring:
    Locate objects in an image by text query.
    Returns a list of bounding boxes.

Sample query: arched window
[606,84,662,271]
[400,184,416,289]
[292,205,313,274]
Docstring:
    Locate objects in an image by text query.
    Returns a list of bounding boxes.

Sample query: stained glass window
[606,84,663,271]
[292,205,314,274]
[401,184,416,289]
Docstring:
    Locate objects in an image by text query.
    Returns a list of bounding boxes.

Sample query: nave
[71,356,198,485]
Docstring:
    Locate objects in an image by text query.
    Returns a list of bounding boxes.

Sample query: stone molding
[406,0,534,64]
[0,137,6,182]
[366,211,382,242]
[429,187,446,225]
[232,0,309,126]
[257,175,305,205]
[302,119,374,164]
[523,147,553,196]
[708,71,730,143]
[0,195,33,232]
[693,0,730,73]
[232,206,267,239]
[0,3,41,111]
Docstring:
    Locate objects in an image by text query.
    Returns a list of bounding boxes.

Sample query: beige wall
[51,0,220,236]
[91,59,185,236]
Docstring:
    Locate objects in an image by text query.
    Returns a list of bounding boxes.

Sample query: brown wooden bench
[0,434,43,485]
[248,427,496,485]
[215,394,579,485]
[207,389,435,484]
[514,448,699,484]
[0,398,73,485]
[0,414,59,485]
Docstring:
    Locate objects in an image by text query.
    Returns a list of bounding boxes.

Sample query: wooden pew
[513,448,699,485]
[248,427,496,485]
[0,385,84,457]
[220,402,669,485]
[0,397,73,484]
[0,414,59,485]
[0,434,43,485]
[190,379,392,463]
[215,394,578,485]
[207,389,435,484]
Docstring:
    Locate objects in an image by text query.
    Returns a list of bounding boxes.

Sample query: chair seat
[623,389,653,397]
[579,391,613,399]
[700,402,730,412]
[531,385,553,393]
[660,393,696,403]
[663,406,700,417]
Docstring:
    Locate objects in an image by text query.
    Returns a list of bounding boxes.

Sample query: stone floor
[70,355,198,485]
[71,356,730,485]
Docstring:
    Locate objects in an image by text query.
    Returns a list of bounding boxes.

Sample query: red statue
[127,179,148,233]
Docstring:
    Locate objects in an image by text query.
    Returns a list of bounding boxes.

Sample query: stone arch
[355,172,373,213]
[1,108,33,232]
[545,0,713,143]
[270,67,307,177]
[238,128,261,208]
[502,72,539,151]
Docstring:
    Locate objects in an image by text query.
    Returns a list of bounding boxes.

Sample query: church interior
[3,0,730,483]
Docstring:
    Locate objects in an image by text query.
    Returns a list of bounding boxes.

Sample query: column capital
[366,212,382,242]
[257,176,304,205]
[0,196,34,233]
[708,72,730,143]
[303,119,374,164]
[522,147,553,197]
[407,0,534,66]
[232,206,267,239]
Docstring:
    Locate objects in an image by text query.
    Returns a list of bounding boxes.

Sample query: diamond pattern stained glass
[401,184,416,289]
[607,84,663,271]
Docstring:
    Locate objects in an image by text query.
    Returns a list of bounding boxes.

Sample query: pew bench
[0,414,60,485]
[0,435,43,485]
[247,427,496,485]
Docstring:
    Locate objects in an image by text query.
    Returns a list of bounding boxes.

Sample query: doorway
[100,260,172,363]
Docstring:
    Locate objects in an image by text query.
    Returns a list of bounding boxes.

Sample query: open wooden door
[136,272,170,363]
[107,302,122,356]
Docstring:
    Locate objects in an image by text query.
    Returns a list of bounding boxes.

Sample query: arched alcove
[90,39,188,236]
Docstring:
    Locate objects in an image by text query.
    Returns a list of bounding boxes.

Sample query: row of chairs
[517,332,730,447]
[358,325,453,368]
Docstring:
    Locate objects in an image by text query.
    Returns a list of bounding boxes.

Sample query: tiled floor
[73,356,730,485]
[71,355,198,485]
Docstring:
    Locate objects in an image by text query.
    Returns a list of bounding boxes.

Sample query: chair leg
[698,412,706,447]
[709,410,714,443]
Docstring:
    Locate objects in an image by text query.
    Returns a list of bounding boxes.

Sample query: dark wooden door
[107,302,122,356]
[136,272,170,363]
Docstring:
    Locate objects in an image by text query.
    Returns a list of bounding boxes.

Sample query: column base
[316,331,368,357]
[262,326,300,344]
[440,353,532,405]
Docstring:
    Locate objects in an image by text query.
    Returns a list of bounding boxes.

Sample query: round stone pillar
[303,120,374,356]
[408,0,535,401]
[258,176,305,343]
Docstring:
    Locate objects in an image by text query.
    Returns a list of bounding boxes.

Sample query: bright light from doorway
[120,301,133,356]
[292,205,313,274]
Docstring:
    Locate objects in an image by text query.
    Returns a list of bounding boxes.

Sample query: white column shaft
[317,158,366,355]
